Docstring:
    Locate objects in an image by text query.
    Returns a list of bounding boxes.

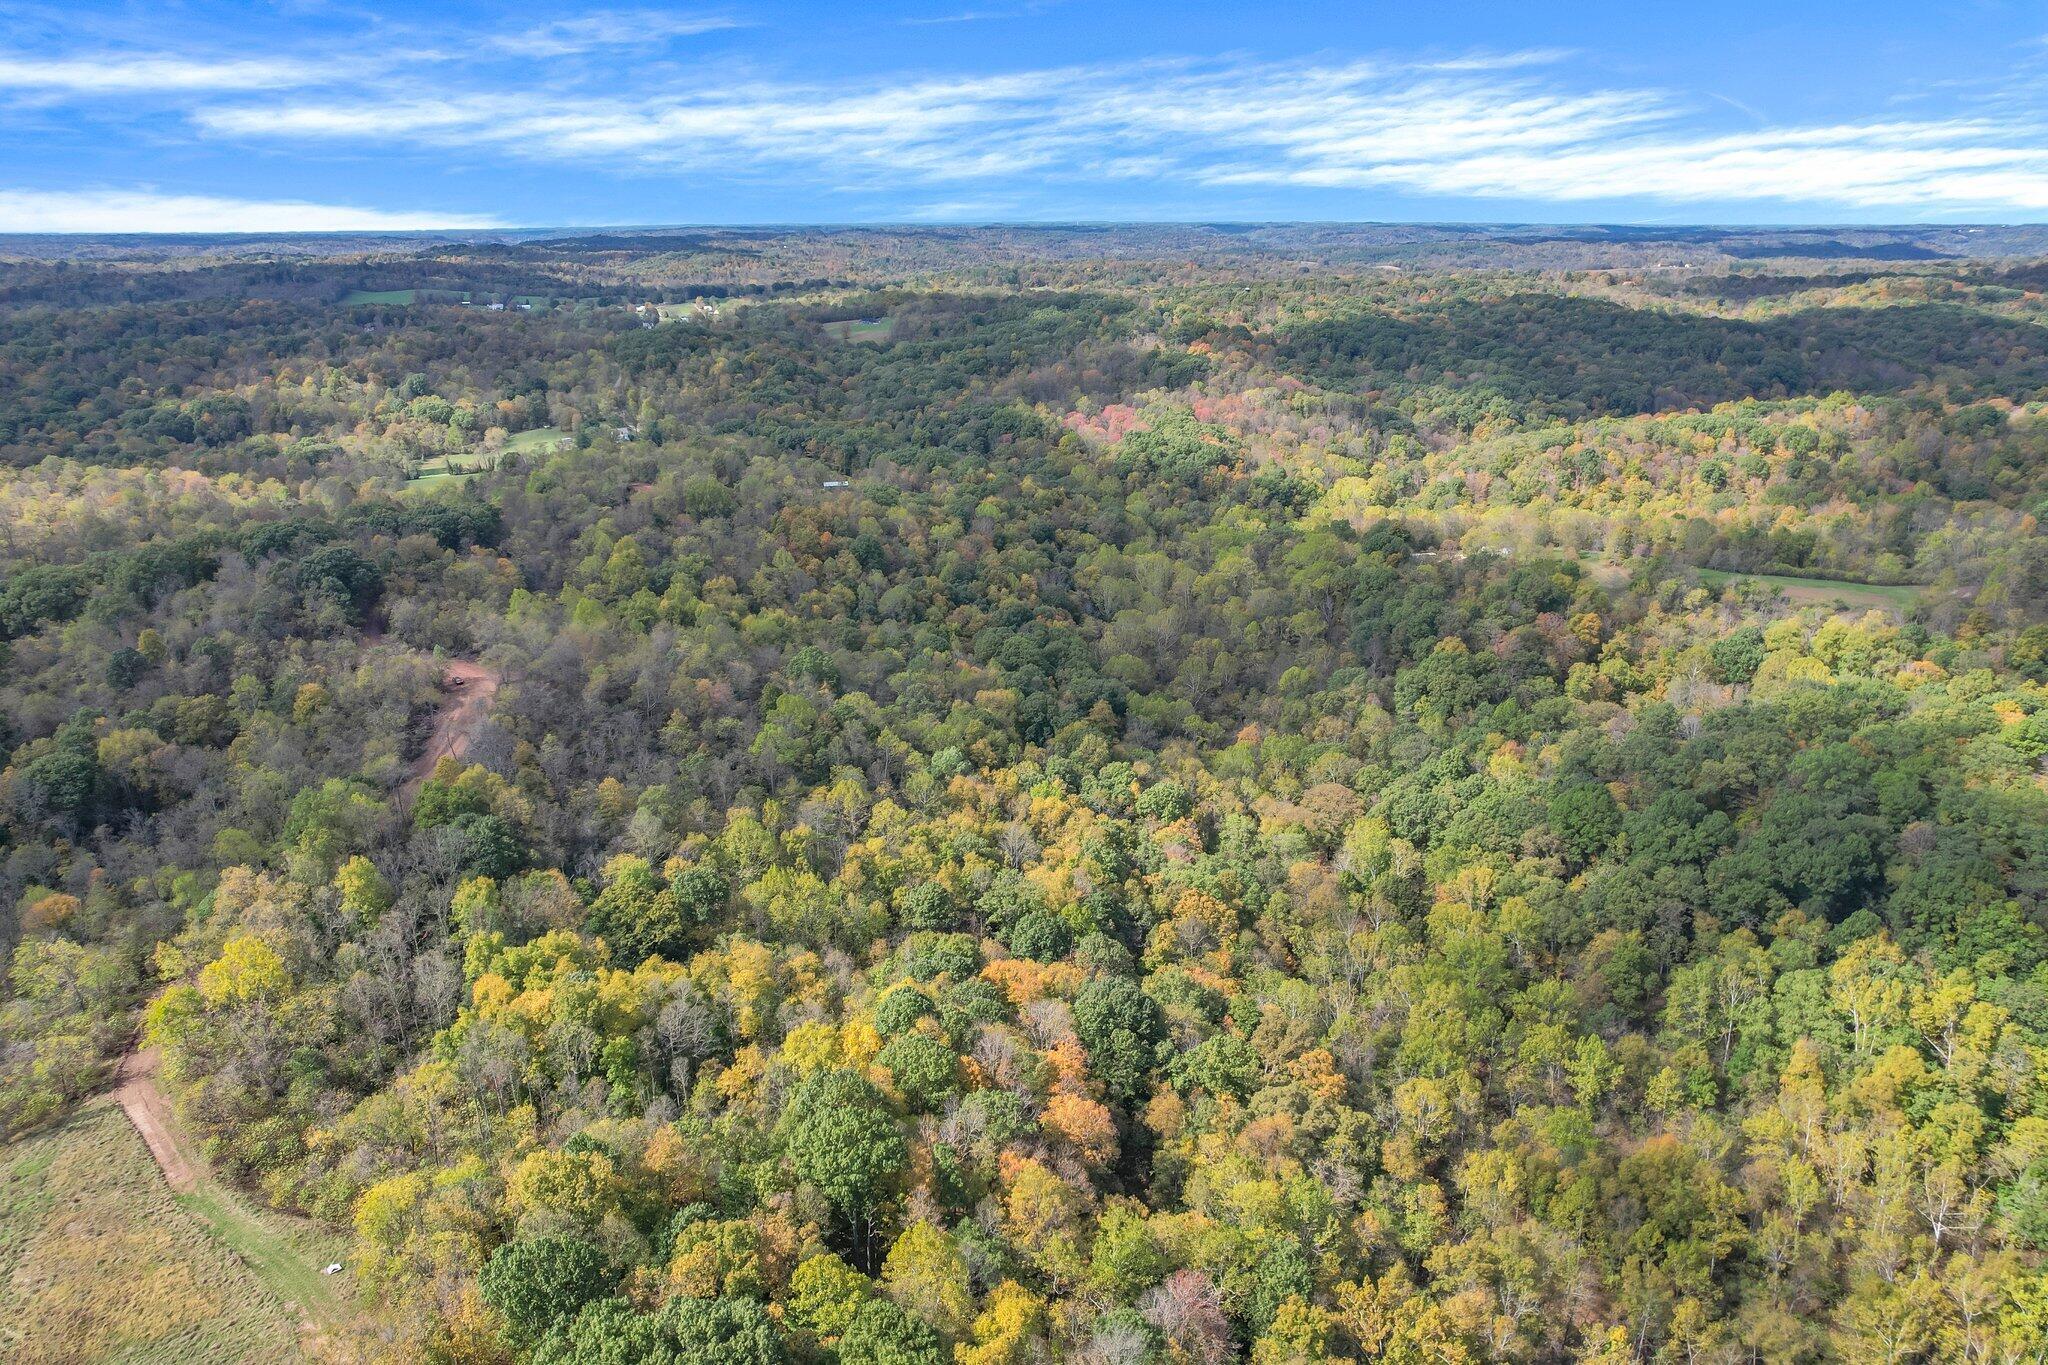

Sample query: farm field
[0,1101,346,1363]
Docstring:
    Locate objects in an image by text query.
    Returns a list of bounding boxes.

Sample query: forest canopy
[5,227,2048,1363]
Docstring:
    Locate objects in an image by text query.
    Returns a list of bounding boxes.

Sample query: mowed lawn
[406,450,494,488]
[503,425,567,454]
[0,1102,351,1363]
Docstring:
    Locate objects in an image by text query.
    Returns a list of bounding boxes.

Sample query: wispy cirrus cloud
[191,57,1663,184]
[15,35,2048,218]
[1066,62,1667,163]
[0,10,738,101]
[0,51,318,93]
[0,188,502,233]
[193,52,2006,213]
[1199,116,2048,212]
[491,10,744,57]
[902,196,1021,219]
[899,1,1068,25]
[194,69,1078,177]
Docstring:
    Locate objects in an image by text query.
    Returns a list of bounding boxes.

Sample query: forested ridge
[5,232,2048,1362]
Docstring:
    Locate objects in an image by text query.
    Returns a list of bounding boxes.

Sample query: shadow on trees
[1277,294,2048,418]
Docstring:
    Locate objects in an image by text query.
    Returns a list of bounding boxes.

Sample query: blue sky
[2,0,2047,231]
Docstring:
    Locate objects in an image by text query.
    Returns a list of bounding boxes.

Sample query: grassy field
[1696,567,1922,613]
[344,291,589,310]
[0,1102,345,1362]
[503,425,567,454]
[822,317,896,342]
[407,428,564,488]
[173,1184,353,1353]
[406,459,485,489]
[1577,553,1923,615]
[342,289,471,306]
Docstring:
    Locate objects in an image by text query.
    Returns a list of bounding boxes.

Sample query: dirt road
[108,1049,362,1359]
[403,657,500,796]
[111,1049,196,1194]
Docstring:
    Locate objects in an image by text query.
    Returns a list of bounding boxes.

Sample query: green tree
[780,1070,908,1267]
[839,1299,944,1365]
[874,1032,959,1113]
[659,1295,786,1365]
[479,1235,615,1346]
[1073,975,1167,1105]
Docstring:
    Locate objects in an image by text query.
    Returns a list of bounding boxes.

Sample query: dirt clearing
[403,657,500,795]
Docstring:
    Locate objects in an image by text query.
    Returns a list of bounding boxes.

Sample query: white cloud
[900,9,1024,25]
[1204,118,2048,212]
[195,69,1074,178]
[199,94,519,140]
[1060,63,1667,163]
[61,45,2048,216]
[1416,49,1577,72]
[0,189,503,233]
[178,57,1692,199]
[492,11,742,57]
[0,52,316,93]
[902,197,1019,219]
[899,1,1068,25]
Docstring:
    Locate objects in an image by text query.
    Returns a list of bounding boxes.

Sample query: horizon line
[0,218,2042,240]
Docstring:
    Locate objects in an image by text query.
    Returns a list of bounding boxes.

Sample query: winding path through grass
[110,1050,359,1358]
